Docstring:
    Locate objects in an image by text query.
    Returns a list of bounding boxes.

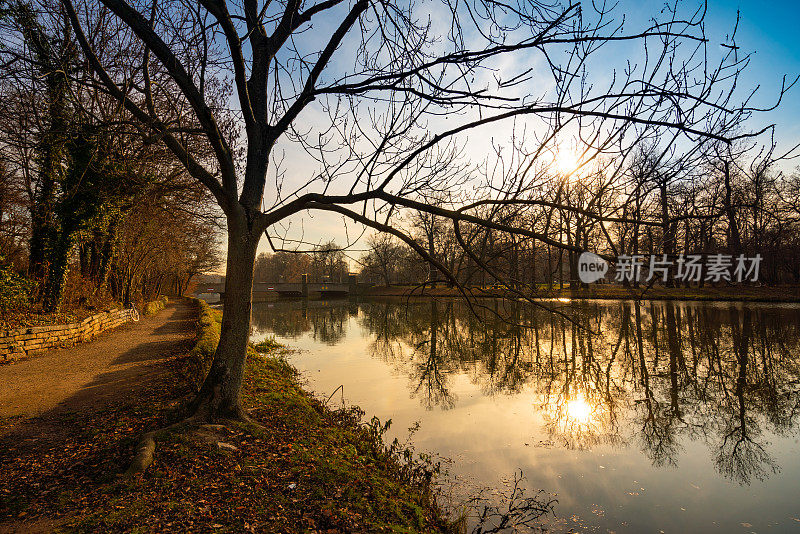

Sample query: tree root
[124,412,260,477]
[124,420,188,477]
[125,431,157,477]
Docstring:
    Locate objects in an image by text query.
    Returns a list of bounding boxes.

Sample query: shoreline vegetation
[1,298,459,533]
[363,284,800,303]
[186,299,457,532]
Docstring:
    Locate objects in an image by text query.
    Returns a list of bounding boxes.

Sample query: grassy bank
[142,296,170,317]
[367,283,800,302]
[1,298,454,532]
[81,299,452,532]
[187,298,221,386]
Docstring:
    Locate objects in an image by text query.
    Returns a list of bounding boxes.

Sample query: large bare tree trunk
[193,212,260,420]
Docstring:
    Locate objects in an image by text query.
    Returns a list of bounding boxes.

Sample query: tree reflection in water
[251,298,800,486]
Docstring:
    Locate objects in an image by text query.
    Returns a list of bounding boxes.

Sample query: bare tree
[61,0,782,422]
[0,0,225,310]
[254,250,311,283]
[310,240,348,282]
[360,233,404,286]
[0,159,28,268]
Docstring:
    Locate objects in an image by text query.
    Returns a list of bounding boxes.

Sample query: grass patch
[142,296,169,317]
[188,298,221,387]
[239,353,451,532]
[249,335,282,353]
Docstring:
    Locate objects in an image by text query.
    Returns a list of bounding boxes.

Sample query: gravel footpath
[0,299,196,419]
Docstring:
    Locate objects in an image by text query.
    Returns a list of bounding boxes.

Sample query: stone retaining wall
[0,308,135,363]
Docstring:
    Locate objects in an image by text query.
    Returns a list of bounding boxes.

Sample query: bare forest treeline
[254,241,348,284]
[357,143,800,288]
[257,144,800,289]
[3,0,799,315]
[0,1,221,313]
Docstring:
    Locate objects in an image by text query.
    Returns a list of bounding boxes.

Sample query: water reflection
[251,300,356,344]
[251,298,800,487]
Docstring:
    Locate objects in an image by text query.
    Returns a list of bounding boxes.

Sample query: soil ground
[0,299,196,533]
[0,299,195,419]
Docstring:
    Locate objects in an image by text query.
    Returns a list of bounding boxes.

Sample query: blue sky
[602,1,799,146]
[701,0,799,150]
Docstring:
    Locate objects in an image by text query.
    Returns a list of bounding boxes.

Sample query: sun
[553,149,581,177]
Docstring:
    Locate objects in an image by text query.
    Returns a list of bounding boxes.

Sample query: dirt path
[0,299,196,420]
[0,299,198,532]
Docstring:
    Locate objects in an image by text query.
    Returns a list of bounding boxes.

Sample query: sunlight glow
[541,390,612,450]
[566,395,593,425]
[553,150,581,176]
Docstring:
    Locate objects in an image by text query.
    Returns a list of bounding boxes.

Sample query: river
[249,297,800,533]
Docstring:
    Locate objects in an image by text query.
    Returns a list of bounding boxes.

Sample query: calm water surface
[249,298,800,533]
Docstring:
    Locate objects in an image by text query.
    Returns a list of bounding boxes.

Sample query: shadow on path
[0,299,198,532]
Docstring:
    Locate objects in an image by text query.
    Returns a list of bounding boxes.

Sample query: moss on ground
[188,298,221,386]
[142,296,169,317]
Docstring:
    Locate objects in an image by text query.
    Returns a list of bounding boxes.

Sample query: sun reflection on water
[541,390,616,450]
[566,394,593,425]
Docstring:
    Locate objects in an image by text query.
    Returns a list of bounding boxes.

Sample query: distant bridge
[197,276,371,301]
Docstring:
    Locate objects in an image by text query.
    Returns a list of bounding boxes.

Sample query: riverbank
[366,284,800,302]
[0,299,454,533]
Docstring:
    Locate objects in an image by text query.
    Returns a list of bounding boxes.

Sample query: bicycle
[128,301,140,322]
